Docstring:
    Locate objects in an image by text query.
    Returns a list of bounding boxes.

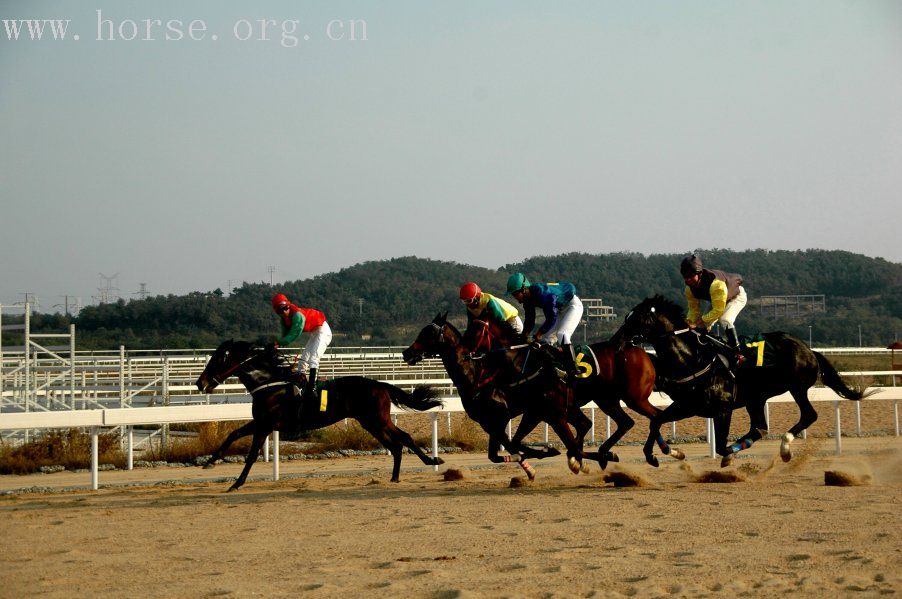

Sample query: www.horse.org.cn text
[2,10,368,47]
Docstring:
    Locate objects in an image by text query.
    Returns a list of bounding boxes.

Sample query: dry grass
[0,430,125,474]
[143,421,252,463]
[314,422,383,452]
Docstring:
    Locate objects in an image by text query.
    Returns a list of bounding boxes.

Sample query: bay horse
[466,319,685,469]
[609,296,872,467]
[195,340,445,491]
[402,314,589,479]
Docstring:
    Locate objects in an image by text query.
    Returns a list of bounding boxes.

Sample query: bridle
[210,350,259,386]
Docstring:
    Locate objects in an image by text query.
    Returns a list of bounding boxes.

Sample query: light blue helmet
[506,273,530,294]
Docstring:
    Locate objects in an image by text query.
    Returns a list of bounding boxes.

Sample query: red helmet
[459,282,481,302]
[271,293,290,311]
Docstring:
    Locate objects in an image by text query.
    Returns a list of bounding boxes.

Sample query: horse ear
[433,312,443,323]
[441,311,448,322]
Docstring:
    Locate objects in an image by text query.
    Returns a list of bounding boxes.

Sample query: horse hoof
[720,453,734,468]
[390,478,400,483]
[780,433,794,462]
[522,462,536,481]
[669,448,685,461]
[580,461,591,474]
[568,456,581,474]
[227,485,240,493]
[646,456,660,468]
[608,452,620,463]
[434,457,445,465]
[546,447,561,458]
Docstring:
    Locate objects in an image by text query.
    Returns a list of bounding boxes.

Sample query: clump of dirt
[509,477,528,488]
[696,470,746,483]
[443,468,465,481]
[603,471,648,487]
[737,462,762,476]
[824,470,871,486]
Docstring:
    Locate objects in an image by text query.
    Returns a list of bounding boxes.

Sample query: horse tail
[389,384,444,412]
[814,351,876,401]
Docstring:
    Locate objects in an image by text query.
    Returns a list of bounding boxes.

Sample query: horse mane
[645,295,686,325]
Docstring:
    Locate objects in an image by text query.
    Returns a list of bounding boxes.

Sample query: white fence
[1,383,899,491]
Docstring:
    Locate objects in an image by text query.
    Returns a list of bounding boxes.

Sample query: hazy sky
[2,1,900,310]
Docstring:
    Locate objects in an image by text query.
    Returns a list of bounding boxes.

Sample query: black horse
[195,340,445,490]
[402,314,589,479]
[466,319,685,469]
[610,296,872,466]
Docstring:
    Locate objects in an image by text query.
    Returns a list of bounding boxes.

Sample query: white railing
[1,383,899,491]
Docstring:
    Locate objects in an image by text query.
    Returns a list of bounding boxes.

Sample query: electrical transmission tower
[96,273,120,304]
[134,283,150,300]
[267,266,276,286]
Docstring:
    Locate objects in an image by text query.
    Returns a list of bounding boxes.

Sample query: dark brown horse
[403,314,589,479]
[466,319,684,469]
[195,340,444,490]
[610,296,873,467]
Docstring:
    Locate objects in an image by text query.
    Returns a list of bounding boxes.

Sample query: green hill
[16,250,902,349]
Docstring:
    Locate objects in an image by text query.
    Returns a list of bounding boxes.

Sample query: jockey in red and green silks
[272,293,332,398]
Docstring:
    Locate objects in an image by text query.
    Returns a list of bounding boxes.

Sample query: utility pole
[227,280,234,295]
[358,298,363,317]
[267,266,276,287]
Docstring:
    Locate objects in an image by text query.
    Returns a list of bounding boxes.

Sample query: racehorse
[609,296,872,466]
[402,314,588,479]
[195,340,445,491]
[466,319,685,469]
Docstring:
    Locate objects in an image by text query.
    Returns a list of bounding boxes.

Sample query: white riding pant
[542,296,584,346]
[508,316,524,335]
[297,321,332,373]
[717,286,747,331]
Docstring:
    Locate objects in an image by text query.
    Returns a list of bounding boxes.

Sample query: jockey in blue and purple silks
[506,272,584,376]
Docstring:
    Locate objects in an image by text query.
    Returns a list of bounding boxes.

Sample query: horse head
[610,295,684,351]
[402,312,456,365]
[195,339,257,393]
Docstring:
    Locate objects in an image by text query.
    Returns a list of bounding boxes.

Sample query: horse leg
[358,421,406,482]
[204,421,256,468]
[544,412,586,475]
[511,410,561,459]
[643,402,693,467]
[567,406,593,473]
[385,422,446,478]
[228,428,268,492]
[487,435,536,481]
[781,387,818,462]
[714,410,736,467]
[626,396,685,461]
[727,400,769,456]
[593,398,634,470]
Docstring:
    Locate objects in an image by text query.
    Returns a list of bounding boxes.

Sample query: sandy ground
[1,436,899,598]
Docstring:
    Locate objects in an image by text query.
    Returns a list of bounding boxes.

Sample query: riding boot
[304,368,318,401]
[724,327,745,368]
[561,343,578,379]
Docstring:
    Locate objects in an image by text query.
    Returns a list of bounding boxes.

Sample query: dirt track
[1,436,899,598]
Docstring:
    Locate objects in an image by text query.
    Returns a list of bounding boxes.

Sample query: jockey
[271,293,332,400]
[506,272,584,376]
[459,282,524,345]
[680,254,747,365]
